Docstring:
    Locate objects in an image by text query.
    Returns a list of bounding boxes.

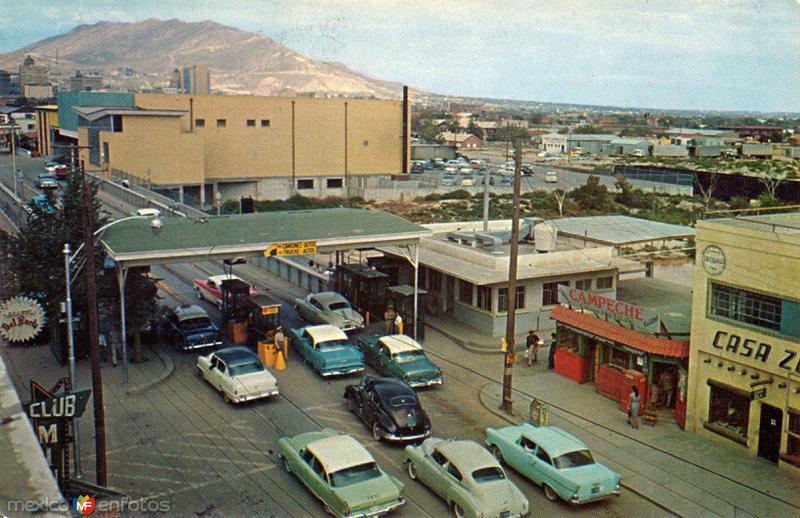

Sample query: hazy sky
[2,0,799,112]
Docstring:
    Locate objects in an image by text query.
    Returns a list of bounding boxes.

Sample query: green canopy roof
[101,208,430,267]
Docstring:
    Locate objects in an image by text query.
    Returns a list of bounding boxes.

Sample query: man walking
[384,305,397,335]
[526,331,541,366]
[548,332,557,369]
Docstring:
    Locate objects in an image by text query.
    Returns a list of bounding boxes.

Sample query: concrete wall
[687,217,800,472]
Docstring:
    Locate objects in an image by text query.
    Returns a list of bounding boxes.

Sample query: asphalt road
[0,154,673,517]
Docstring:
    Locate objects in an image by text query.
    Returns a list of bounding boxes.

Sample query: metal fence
[91,172,208,219]
[0,180,27,232]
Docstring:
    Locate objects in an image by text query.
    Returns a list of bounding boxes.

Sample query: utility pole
[80,161,107,486]
[501,139,523,415]
[483,162,490,232]
[10,120,18,196]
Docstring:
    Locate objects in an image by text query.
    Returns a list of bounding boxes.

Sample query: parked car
[294,292,364,332]
[36,172,56,185]
[441,174,458,187]
[404,438,529,517]
[37,177,59,190]
[289,324,365,377]
[490,175,513,187]
[196,346,279,404]
[354,334,442,388]
[460,175,476,187]
[545,171,559,183]
[278,428,406,517]
[28,195,55,215]
[162,304,222,351]
[423,161,435,170]
[44,161,61,173]
[344,376,432,442]
[411,163,424,174]
[485,423,621,505]
[194,274,258,309]
[53,166,69,180]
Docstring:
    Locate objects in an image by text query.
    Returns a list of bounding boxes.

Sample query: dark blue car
[163,304,222,351]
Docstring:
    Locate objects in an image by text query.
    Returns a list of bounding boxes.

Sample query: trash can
[258,341,277,368]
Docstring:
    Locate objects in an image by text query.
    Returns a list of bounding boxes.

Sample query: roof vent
[534,223,558,253]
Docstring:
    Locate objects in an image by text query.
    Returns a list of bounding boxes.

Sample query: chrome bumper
[321,366,365,377]
[571,490,621,504]
[182,340,222,350]
[235,388,280,402]
[407,377,443,388]
[382,429,431,442]
[346,497,406,518]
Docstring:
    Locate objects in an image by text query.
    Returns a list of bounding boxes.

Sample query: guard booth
[221,278,251,344]
[336,264,389,323]
[246,294,281,347]
[387,285,427,342]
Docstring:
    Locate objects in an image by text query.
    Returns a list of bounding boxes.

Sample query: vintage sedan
[289,324,365,377]
[344,376,432,442]
[194,274,258,309]
[404,438,529,518]
[485,423,621,505]
[354,334,442,388]
[278,428,405,518]
[196,346,279,404]
[294,292,365,332]
[162,304,222,351]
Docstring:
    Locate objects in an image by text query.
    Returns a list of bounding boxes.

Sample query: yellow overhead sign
[264,241,318,257]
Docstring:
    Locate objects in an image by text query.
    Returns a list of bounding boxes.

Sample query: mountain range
[0,18,404,98]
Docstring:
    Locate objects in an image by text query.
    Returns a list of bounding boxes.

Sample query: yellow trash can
[258,341,277,368]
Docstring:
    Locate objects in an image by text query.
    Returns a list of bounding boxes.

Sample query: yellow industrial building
[687,212,800,473]
[72,90,411,203]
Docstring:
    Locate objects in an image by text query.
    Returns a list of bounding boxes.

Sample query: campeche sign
[264,241,318,257]
[557,285,661,332]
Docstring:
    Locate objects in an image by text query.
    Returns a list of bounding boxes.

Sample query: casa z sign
[558,285,661,333]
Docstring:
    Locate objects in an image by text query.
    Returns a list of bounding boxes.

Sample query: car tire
[490,445,504,464]
[544,484,559,502]
[224,393,235,405]
[372,422,383,441]
[407,461,417,480]
[453,502,465,518]
[282,455,291,473]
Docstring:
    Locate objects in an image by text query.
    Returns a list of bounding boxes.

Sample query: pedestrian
[548,332,557,369]
[384,305,397,334]
[273,326,287,359]
[659,370,675,408]
[526,331,541,366]
[628,385,641,429]
[394,314,403,335]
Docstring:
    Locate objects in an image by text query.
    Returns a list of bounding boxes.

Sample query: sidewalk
[429,319,800,518]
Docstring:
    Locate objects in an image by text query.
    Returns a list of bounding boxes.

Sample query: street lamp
[63,213,163,481]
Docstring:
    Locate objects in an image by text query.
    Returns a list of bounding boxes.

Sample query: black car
[343,376,432,442]
[162,304,222,351]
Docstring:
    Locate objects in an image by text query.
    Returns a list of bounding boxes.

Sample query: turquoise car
[354,334,442,388]
[485,424,621,505]
[278,428,405,517]
[289,324,365,377]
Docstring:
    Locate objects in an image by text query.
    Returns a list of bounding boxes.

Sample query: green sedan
[278,428,405,517]
[354,334,443,388]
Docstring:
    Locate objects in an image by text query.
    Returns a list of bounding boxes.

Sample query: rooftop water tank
[534,223,558,253]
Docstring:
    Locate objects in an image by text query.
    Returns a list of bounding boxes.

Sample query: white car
[195,274,258,309]
[545,171,559,183]
[197,346,279,404]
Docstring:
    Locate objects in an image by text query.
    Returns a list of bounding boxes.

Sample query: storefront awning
[551,306,689,358]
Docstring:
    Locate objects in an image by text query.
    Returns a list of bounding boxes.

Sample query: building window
[477,286,492,311]
[709,283,782,332]
[785,411,800,465]
[326,178,343,189]
[296,179,314,190]
[458,279,474,305]
[216,119,226,128]
[597,276,613,290]
[542,282,559,306]
[498,286,525,312]
[195,118,205,128]
[575,279,592,291]
[707,382,750,439]
[363,140,369,147]
[112,114,123,132]
[261,119,270,127]
[247,119,256,127]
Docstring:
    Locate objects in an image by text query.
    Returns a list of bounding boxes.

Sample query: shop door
[757,404,782,463]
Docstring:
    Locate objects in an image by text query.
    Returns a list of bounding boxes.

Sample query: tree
[448,115,461,134]
[420,119,439,142]
[103,268,161,363]
[614,176,646,208]
[466,119,482,139]
[759,173,784,200]
[695,173,719,209]
[551,189,568,217]
[570,175,615,212]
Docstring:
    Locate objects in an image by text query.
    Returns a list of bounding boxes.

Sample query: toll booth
[221,278,251,343]
[335,264,389,322]
[246,295,281,347]
[387,285,427,342]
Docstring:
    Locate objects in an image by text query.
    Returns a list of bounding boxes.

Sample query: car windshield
[392,351,426,363]
[181,317,212,330]
[553,450,595,469]
[228,361,264,377]
[329,462,381,487]
[327,301,350,311]
[317,339,350,350]
[471,467,506,483]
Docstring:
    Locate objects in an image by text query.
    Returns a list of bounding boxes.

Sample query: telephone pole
[80,158,107,486]
[501,139,523,415]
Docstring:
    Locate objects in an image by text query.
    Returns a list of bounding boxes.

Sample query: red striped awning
[550,306,689,359]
